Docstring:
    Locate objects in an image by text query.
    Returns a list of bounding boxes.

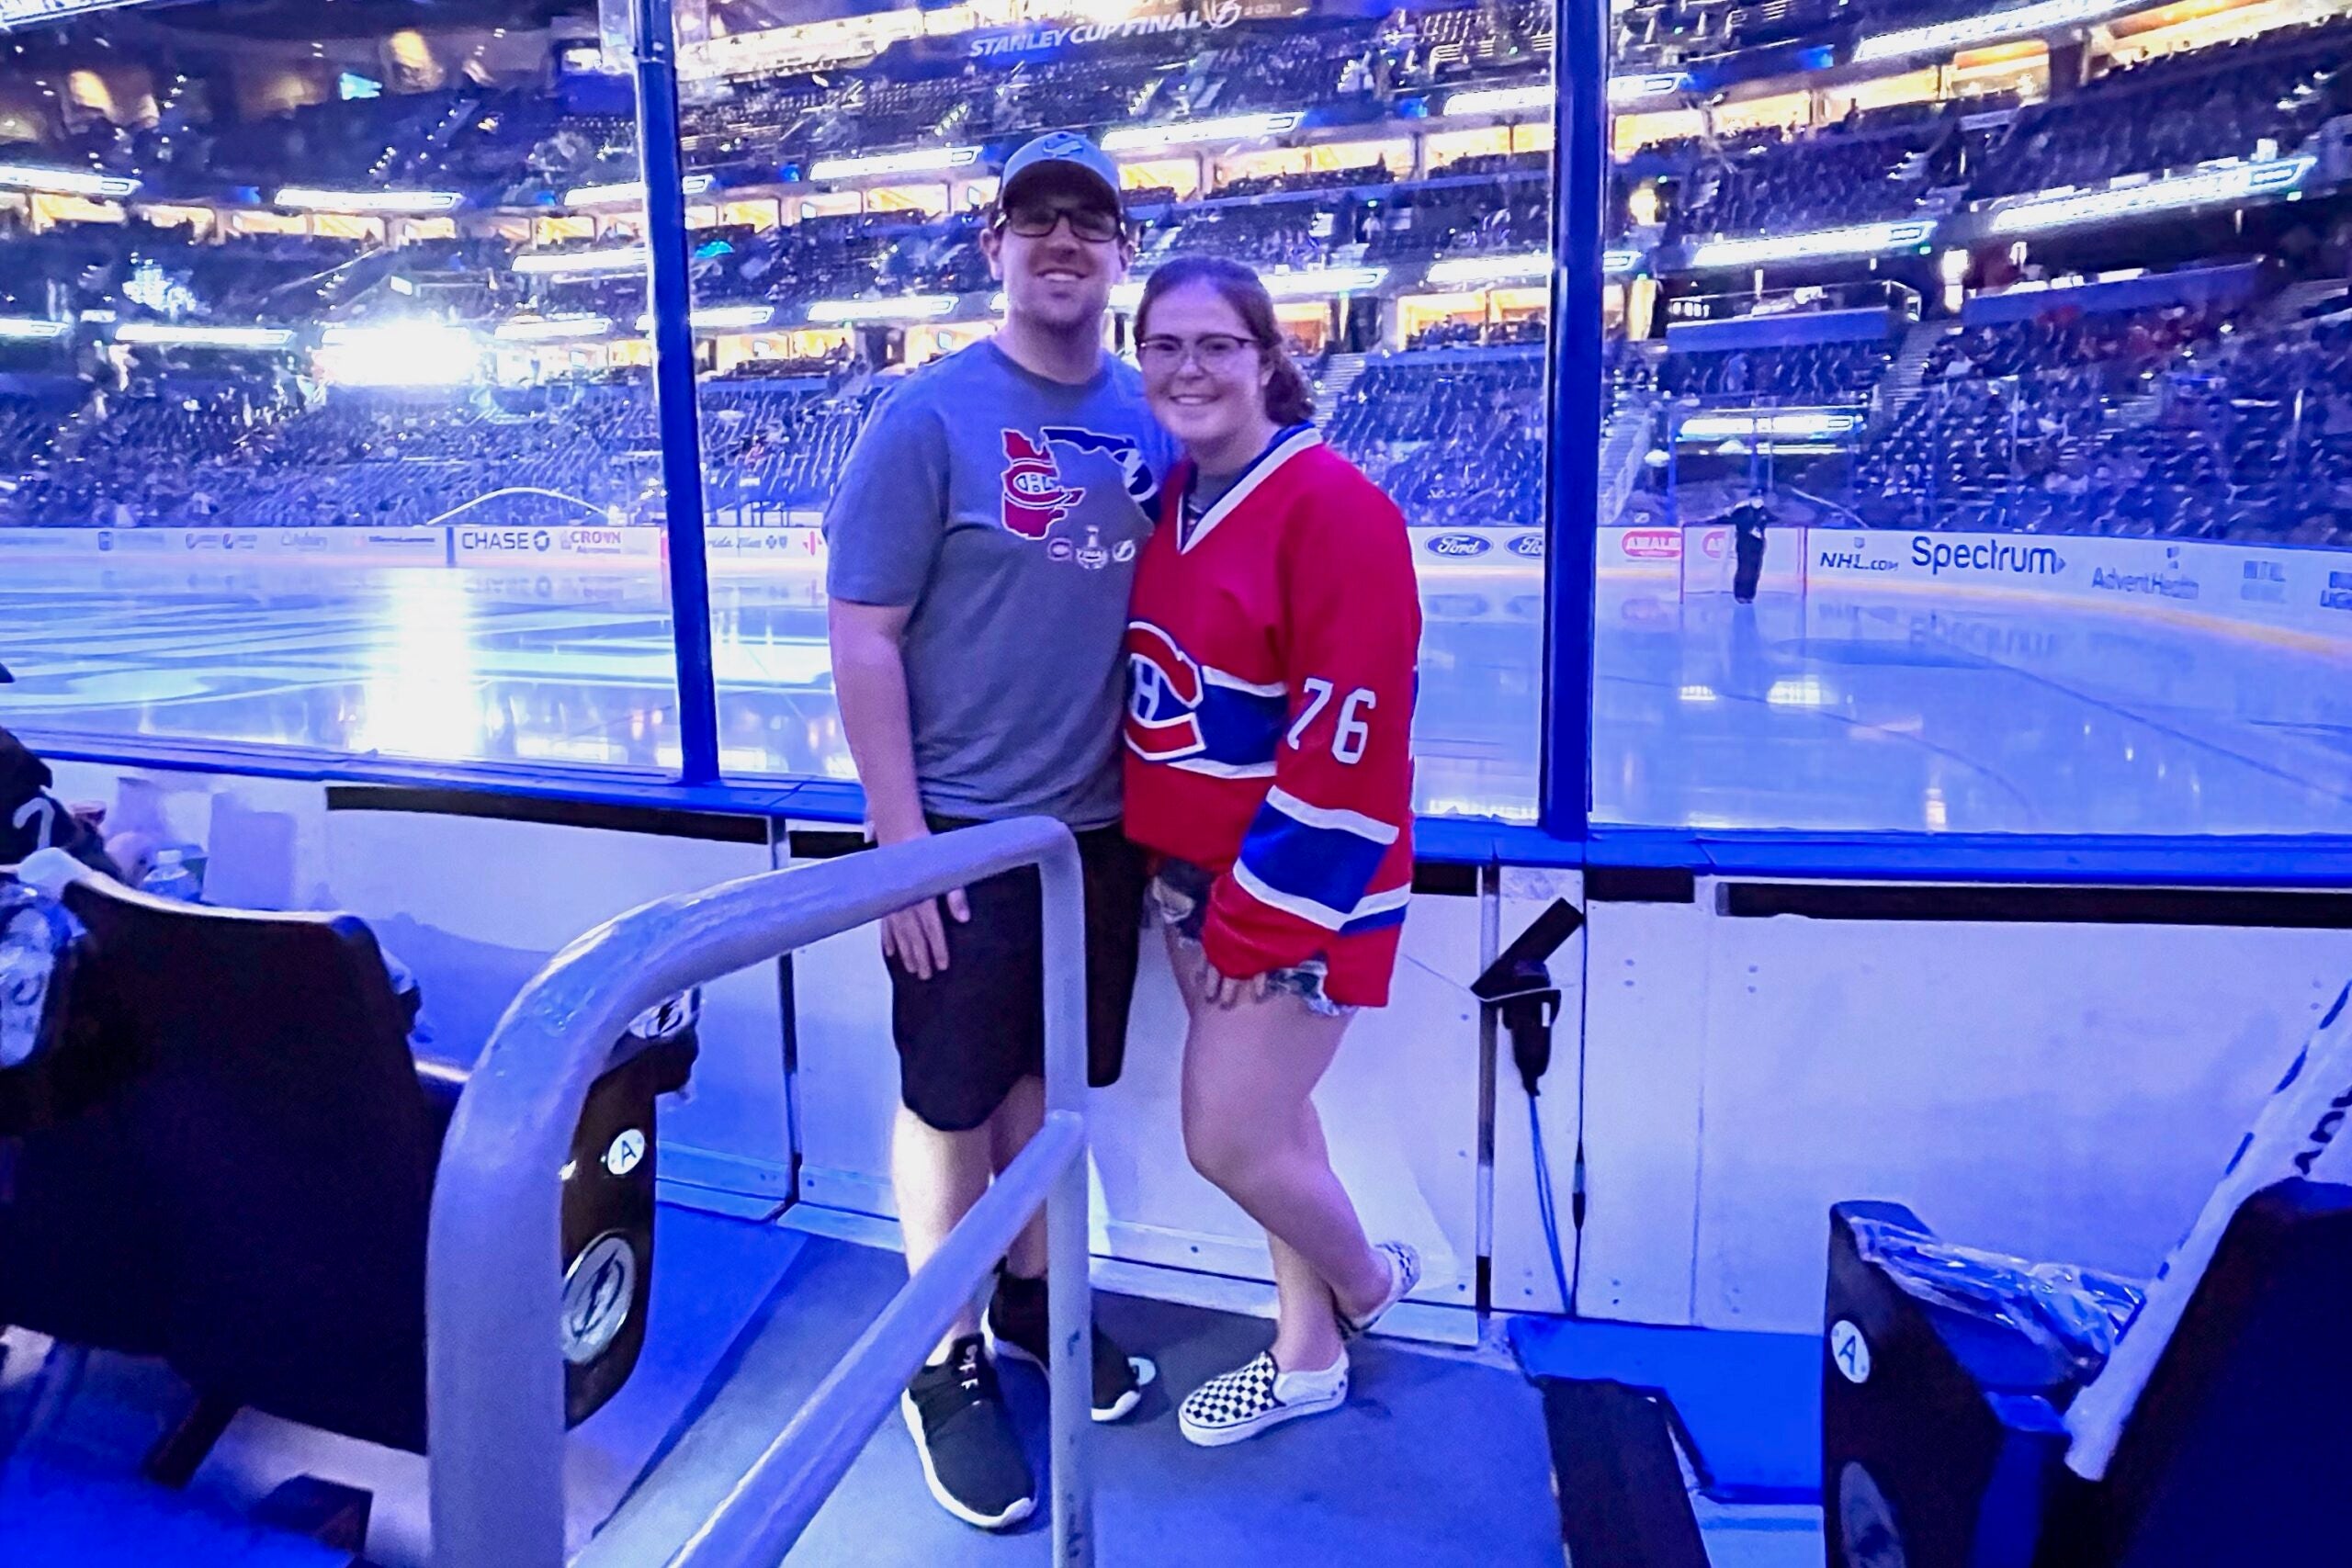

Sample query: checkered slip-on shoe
[1177,1350,1349,1448]
[1339,1241,1422,1340]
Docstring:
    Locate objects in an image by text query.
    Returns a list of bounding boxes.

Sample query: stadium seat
[0,855,695,1462]
[1822,1181,2352,1568]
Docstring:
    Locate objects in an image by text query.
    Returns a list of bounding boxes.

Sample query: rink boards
[0,521,1544,576]
[1602,523,2352,649]
[10,522,2351,649]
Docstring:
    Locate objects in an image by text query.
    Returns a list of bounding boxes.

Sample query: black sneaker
[899,1336,1035,1531]
[985,1270,1156,1423]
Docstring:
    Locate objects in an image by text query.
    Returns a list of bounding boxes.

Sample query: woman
[1121,254,1424,1447]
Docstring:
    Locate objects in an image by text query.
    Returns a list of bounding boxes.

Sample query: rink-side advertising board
[1804,527,2352,644]
[449,524,664,568]
[0,525,450,564]
[12,525,2351,646]
[1412,526,1547,570]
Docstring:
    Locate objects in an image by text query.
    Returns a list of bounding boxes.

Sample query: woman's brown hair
[1134,254,1317,427]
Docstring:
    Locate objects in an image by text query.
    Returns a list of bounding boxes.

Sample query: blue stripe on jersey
[1340,897,1409,936]
[1234,792,1392,929]
[1194,682,1286,773]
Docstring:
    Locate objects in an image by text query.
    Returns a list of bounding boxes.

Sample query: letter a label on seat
[1831,1319,1871,1384]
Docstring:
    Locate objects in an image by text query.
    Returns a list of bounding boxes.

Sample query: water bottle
[140,848,202,903]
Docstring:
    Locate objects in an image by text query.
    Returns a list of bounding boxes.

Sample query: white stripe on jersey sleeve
[1229,862,1412,932]
[1264,784,1401,846]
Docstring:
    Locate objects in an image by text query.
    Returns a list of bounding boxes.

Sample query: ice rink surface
[5,558,2349,835]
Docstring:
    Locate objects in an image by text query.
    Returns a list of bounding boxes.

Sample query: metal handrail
[425,816,1093,1568]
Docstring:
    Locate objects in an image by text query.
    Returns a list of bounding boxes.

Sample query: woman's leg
[1167,931,1391,1371]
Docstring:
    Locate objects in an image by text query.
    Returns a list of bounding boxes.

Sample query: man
[822,131,1172,1532]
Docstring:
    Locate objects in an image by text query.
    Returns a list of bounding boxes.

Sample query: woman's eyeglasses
[1136,333,1260,372]
[995,200,1124,243]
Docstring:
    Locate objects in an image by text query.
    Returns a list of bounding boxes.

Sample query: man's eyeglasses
[1136,333,1260,372]
[995,199,1124,243]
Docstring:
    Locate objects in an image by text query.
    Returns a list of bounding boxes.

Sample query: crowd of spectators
[1966,19,2352,201]
[1331,353,1546,527]
[1659,112,1957,242]
[0,223,368,324]
[1829,302,2352,544]
[1659,340,1895,402]
[1408,317,1546,351]
[0,374,884,529]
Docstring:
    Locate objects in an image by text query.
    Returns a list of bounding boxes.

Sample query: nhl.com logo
[1425,532,1491,558]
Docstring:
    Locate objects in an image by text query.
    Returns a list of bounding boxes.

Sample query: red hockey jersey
[1122,425,1420,1006]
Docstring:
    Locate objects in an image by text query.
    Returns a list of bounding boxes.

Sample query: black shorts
[888,815,1147,1133]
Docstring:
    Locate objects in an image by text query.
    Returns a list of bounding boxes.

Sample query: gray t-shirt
[825,341,1175,829]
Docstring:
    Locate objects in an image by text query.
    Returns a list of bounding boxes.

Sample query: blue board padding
[1510,1315,1821,1503]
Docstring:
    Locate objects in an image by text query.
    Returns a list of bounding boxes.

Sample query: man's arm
[828,597,967,978]
[829,598,925,841]
[821,386,965,976]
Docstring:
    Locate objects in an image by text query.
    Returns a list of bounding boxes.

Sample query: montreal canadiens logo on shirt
[1124,620,1205,761]
[999,427,1159,550]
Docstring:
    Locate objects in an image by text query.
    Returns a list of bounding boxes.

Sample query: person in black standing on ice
[1728,493,1773,604]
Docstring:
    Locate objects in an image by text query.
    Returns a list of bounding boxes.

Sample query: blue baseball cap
[998,131,1125,214]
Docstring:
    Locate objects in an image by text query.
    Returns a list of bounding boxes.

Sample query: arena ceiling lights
[1260,265,1387,299]
[1985,155,2316,236]
[807,297,958,323]
[1678,409,1866,442]
[317,323,482,387]
[495,315,616,343]
[116,323,295,351]
[514,246,651,276]
[1102,114,1301,154]
[0,163,139,199]
[1854,0,2141,61]
[563,175,717,208]
[274,188,462,214]
[1609,73,1690,104]
[1441,85,1550,118]
[807,146,980,182]
[1442,76,1684,118]
[0,318,70,342]
[1685,219,1935,271]
[630,304,778,333]
[1425,253,1549,288]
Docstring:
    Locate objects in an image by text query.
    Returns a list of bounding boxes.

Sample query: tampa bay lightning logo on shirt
[997,426,1159,542]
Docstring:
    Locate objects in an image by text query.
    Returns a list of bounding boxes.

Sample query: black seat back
[2,863,688,1455]
[2090,1179,2352,1567]
[0,872,439,1449]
